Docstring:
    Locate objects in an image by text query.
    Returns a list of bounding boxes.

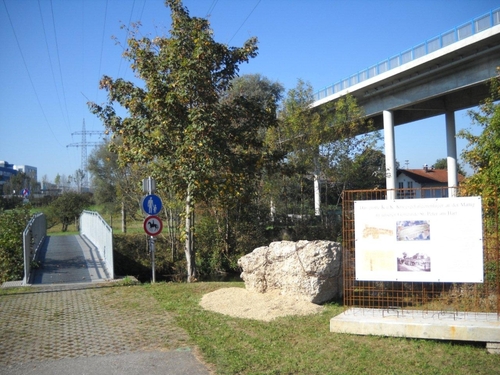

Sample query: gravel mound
[200,287,323,322]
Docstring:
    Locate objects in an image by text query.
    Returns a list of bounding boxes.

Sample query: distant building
[396,166,465,199]
[0,161,18,190]
[14,164,37,183]
[0,161,38,195]
[40,180,60,196]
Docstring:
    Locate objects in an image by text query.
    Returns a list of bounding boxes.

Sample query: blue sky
[1,0,498,182]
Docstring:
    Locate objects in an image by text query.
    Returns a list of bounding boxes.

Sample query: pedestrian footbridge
[5,211,114,287]
[30,234,110,285]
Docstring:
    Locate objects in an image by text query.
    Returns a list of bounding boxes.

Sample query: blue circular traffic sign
[142,194,163,215]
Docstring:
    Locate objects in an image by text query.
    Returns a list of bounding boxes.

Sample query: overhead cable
[2,0,63,147]
[228,0,261,44]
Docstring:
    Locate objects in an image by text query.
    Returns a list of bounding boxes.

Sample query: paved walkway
[0,235,213,374]
[0,284,212,374]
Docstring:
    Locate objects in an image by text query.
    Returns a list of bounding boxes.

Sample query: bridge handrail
[23,213,46,285]
[80,210,114,279]
[314,7,500,101]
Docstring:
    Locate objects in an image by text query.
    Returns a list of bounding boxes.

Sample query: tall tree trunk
[185,185,197,282]
[121,201,127,233]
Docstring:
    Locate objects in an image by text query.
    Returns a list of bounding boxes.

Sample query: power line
[2,0,63,147]
[49,0,72,131]
[228,0,261,44]
[37,0,70,132]
[95,0,109,107]
[117,0,137,79]
[139,0,147,21]
[206,0,219,17]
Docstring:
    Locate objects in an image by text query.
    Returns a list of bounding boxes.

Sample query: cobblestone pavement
[0,284,210,373]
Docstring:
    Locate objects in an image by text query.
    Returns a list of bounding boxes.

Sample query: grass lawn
[45,210,145,235]
[142,281,499,375]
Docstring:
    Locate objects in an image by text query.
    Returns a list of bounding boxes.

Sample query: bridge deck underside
[314,26,500,131]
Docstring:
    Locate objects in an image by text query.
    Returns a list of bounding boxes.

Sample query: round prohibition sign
[143,215,163,236]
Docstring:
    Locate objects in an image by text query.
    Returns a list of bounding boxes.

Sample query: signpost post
[142,177,163,283]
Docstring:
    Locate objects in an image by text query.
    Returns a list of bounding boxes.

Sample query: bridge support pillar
[446,111,459,197]
[383,110,397,200]
[314,174,320,216]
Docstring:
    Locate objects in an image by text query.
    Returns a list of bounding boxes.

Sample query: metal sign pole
[150,236,156,283]
[142,176,162,283]
[149,178,155,283]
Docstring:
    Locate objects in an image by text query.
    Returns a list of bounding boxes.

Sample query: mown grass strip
[144,282,500,375]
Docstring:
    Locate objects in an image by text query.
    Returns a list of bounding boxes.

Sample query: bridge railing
[80,210,114,279]
[23,213,46,285]
[314,7,500,101]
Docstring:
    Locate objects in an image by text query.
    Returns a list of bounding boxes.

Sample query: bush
[113,233,177,282]
[50,192,93,231]
[0,196,23,210]
[0,206,31,283]
[195,202,270,277]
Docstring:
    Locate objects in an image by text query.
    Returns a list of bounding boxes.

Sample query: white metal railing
[314,7,500,101]
[80,211,114,279]
[23,213,46,285]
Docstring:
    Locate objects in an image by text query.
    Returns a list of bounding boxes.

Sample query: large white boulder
[238,240,342,304]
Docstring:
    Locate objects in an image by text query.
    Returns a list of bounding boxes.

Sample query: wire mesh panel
[342,188,499,316]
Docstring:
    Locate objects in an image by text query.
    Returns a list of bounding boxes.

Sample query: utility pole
[66,119,104,190]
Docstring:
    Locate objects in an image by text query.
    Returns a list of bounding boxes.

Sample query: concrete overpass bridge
[312,7,500,199]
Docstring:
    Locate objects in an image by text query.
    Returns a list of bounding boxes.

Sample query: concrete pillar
[445,111,458,197]
[383,110,397,200]
[314,174,320,216]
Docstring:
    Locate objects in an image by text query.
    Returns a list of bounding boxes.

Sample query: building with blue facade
[0,161,18,192]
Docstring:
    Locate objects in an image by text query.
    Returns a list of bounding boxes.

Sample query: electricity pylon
[66,119,105,190]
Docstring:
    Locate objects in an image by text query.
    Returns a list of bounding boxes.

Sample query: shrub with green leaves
[0,206,31,283]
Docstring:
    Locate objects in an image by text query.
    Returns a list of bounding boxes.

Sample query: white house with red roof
[396,166,465,199]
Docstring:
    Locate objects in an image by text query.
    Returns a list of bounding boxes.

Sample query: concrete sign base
[331,308,500,354]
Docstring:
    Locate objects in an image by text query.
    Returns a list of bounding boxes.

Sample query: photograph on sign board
[396,220,430,241]
[362,225,394,240]
[397,251,431,272]
[358,249,395,272]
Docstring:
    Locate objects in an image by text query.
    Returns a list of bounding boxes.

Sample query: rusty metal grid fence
[342,188,500,316]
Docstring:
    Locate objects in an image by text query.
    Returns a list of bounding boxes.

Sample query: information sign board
[354,197,483,283]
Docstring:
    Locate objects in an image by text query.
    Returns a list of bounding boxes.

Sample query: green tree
[458,68,500,196]
[2,172,32,196]
[74,169,86,193]
[88,142,118,210]
[89,1,280,281]
[50,192,92,232]
[88,140,145,232]
[432,158,466,176]
[54,174,61,188]
[267,81,380,215]
[349,147,387,190]
[195,74,285,274]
